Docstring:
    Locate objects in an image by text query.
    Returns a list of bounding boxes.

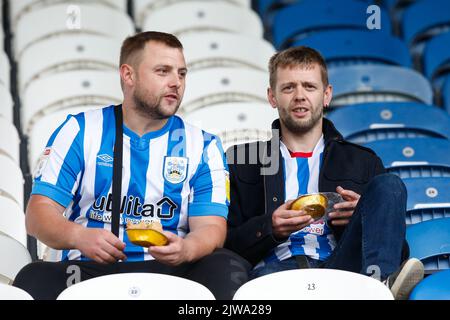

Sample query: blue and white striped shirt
[32,105,229,262]
[255,136,336,269]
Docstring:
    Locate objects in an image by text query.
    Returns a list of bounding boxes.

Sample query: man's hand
[75,228,127,264]
[148,232,190,266]
[328,186,361,227]
[272,200,314,239]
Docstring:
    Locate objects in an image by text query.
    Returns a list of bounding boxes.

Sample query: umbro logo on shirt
[97,154,113,167]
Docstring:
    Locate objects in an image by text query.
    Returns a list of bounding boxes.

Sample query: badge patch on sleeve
[34,147,51,178]
[225,171,230,203]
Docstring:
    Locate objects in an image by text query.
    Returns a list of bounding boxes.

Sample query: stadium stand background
[0,0,449,299]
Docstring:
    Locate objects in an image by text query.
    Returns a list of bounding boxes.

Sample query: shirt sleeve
[188,134,229,219]
[31,114,84,208]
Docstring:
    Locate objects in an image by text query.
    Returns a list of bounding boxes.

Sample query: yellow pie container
[126,228,168,247]
[290,193,328,220]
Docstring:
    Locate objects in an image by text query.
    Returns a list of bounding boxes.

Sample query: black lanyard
[111,104,123,237]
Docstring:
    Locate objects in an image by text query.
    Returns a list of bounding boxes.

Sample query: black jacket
[225,118,389,266]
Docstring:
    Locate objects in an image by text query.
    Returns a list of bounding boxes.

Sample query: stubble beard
[281,104,323,134]
[133,88,180,120]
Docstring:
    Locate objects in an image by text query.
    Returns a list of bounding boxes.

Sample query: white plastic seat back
[0,51,9,90]
[0,156,24,209]
[233,269,394,300]
[0,84,13,123]
[134,0,251,28]
[142,1,262,37]
[0,118,20,164]
[184,102,277,150]
[0,196,26,247]
[15,3,134,60]
[180,67,268,115]
[57,273,216,300]
[22,70,122,135]
[180,31,275,72]
[28,106,99,172]
[10,0,127,31]
[19,34,120,95]
[0,283,33,300]
[0,234,32,285]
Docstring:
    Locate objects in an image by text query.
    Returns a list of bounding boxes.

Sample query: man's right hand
[74,228,127,264]
[272,200,314,239]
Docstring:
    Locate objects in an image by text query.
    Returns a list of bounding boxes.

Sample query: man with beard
[225,46,424,300]
[14,31,250,300]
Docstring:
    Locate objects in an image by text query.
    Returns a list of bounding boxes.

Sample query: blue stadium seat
[443,76,450,114]
[403,177,450,225]
[409,269,450,300]
[292,30,412,67]
[364,138,450,179]
[326,102,450,144]
[328,65,433,106]
[423,31,450,81]
[272,0,391,49]
[383,0,411,10]
[406,218,450,273]
[402,0,450,47]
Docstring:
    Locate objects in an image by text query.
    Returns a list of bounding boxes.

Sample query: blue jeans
[250,174,407,281]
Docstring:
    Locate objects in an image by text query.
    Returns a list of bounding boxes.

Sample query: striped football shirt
[32,105,229,262]
[255,136,336,269]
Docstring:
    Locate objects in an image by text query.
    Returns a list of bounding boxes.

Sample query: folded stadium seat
[0,196,27,247]
[134,0,251,29]
[179,67,268,115]
[0,51,9,90]
[233,269,393,300]
[291,29,412,68]
[401,0,450,69]
[184,102,278,150]
[406,217,450,274]
[423,32,450,83]
[383,0,418,36]
[0,117,20,165]
[443,76,450,114]
[27,106,98,173]
[403,177,450,225]
[0,84,13,123]
[0,283,33,300]
[363,138,450,179]
[179,31,275,72]
[0,155,24,209]
[271,0,392,49]
[326,102,450,144]
[10,0,128,32]
[328,65,433,107]
[57,273,215,300]
[409,269,450,300]
[14,3,135,60]
[21,70,123,137]
[0,233,32,285]
[0,10,3,50]
[259,0,379,28]
[18,34,121,96]
[422,31,450,106]
[142,1,263,38]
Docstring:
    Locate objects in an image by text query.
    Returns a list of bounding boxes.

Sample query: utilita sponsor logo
[92,193,177,219]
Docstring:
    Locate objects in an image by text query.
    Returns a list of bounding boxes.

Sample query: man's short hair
[119,31,183,68]
[269,46,329,90]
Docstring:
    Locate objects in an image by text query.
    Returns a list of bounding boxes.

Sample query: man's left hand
[328,186,361,226]
[148,231,190,266]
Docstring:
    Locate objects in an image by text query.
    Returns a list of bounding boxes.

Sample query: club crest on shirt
[33,147,52,178]
[163,156,188,184]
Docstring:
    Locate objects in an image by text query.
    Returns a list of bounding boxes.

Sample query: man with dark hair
[13,31,250,300]
[225,46,424,300]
